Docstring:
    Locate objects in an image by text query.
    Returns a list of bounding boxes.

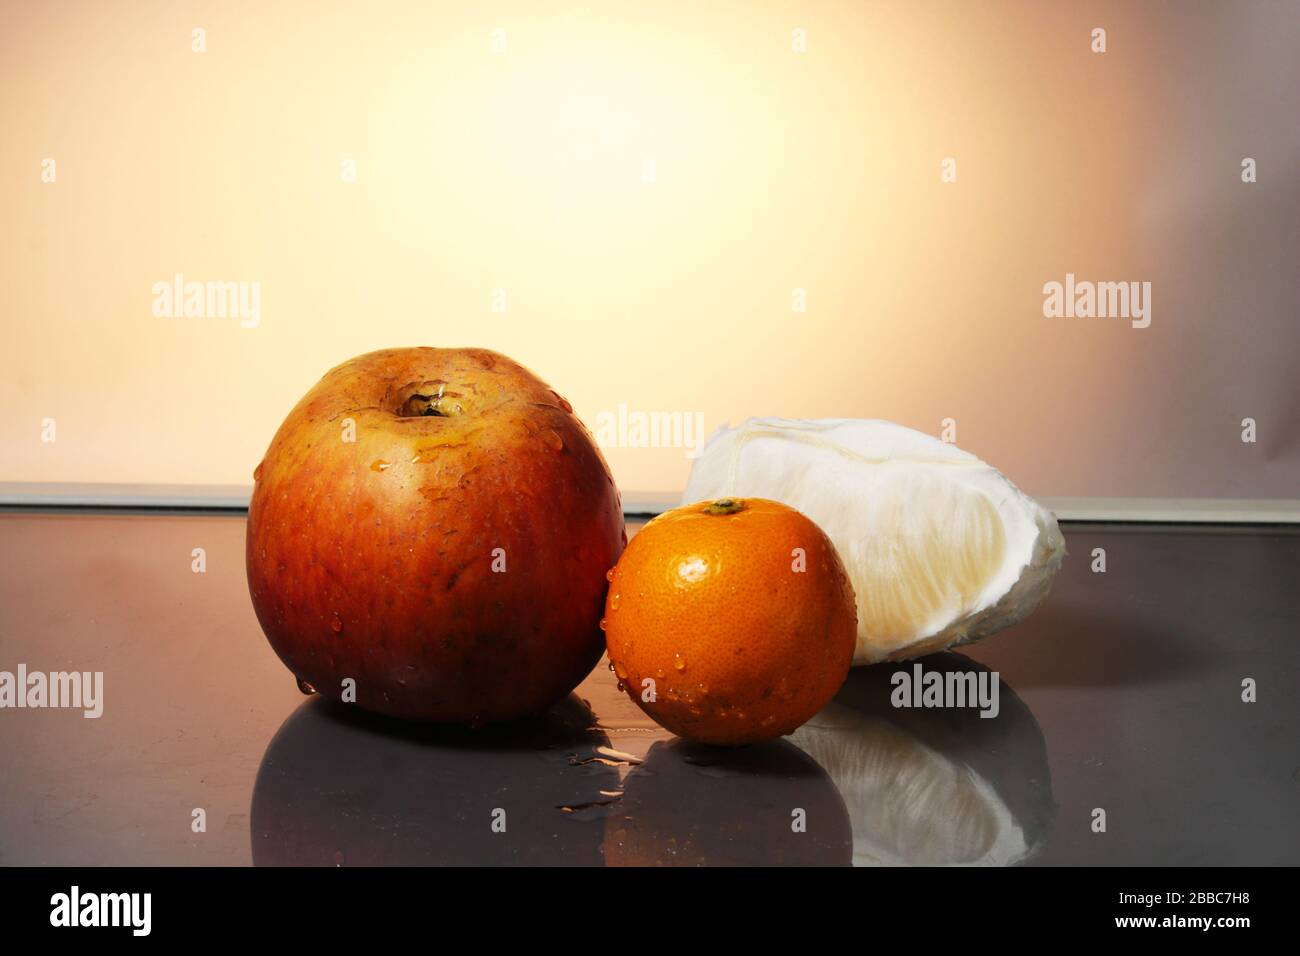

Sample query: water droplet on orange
[605,568,616,582]
[609,592,620,610]
[598,617,608,631]
[673,654,686,672]
[613,661,628,680]
[370,459,391,472]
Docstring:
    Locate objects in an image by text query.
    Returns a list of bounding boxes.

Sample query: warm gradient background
[4,0,1297,500]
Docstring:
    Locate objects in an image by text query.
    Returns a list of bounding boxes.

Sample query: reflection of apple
[247,348,625,723]
[251,695,619,866]
[603,739,853,866]
[788,653,1055,866]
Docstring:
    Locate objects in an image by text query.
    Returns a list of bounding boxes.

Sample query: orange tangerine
[603,497,857,745]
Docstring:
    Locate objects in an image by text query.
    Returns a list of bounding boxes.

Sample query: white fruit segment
[682,417,1065,664]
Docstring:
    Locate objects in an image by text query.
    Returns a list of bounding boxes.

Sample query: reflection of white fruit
[787,659,1055,867]
[791,705,1028,866]
[683,417,1065,663]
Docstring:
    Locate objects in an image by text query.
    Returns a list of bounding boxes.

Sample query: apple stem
[406,393,449,417]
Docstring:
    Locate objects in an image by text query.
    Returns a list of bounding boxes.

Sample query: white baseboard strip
[1,484,1297,524]
[0,483,252,511]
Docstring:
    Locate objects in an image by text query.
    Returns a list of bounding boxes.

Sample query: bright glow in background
[3,1,1297,498]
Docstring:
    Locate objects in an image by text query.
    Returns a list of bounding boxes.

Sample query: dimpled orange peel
[602,497,858,746]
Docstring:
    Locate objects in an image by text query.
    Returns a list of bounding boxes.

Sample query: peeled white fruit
[682,417,1065,664]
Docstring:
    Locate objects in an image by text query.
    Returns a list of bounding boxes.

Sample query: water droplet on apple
[333,849,346,866]
[295,677,316,695]
[541,428,564,451]
[330,615,343,633]
[253,461,264,481]
[370,459,390,472]
[550,391,573,413]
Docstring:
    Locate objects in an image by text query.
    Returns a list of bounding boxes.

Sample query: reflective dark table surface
[1,511,1296,865]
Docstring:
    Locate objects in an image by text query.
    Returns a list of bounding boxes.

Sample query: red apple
[246,347,625,723]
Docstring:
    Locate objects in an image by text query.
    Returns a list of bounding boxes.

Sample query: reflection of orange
[603,498,857,746]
